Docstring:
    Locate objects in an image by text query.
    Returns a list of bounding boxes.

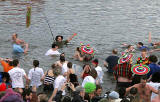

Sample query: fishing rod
[42,12,55,41]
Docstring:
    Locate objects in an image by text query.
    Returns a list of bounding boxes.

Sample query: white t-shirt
[28,67,44,87]
[95,66,104,84]
[45,49,61,56]
[82,76,95,87]
[61,63,68,75]
[54,75,66,95]
[8,67,26,88]
[147,82,160,100]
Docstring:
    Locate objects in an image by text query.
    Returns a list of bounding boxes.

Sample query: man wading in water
[53,33,77,48]
[12,33,29,54]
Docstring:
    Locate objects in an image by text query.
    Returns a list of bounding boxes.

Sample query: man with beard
[126,75,158,102]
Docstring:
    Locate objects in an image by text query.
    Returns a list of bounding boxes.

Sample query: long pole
[42,12,55,41]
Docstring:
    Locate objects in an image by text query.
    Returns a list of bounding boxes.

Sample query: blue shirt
[105,55,119,73]
[147,63,160,78]
[139,46,149,51]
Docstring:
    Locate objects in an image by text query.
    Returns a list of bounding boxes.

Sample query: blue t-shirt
[139,46,149,51]
[147,63,160,78]
[105,55,119,73]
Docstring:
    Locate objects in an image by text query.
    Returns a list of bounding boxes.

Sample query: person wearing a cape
[53,33,77,48]
[12,33,29,54]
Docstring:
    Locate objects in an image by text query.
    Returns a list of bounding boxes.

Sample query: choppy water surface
[0,0,160,92]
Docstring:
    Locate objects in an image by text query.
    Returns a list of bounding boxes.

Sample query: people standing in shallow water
[53,33,77,48]
[104,49,119,73]
[12,33,29,54]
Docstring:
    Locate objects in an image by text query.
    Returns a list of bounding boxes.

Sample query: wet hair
[138,42,143,46]
[96,85,102,91]
[141,48,147,52]
[55,35,63,41]
[52,43,57,48]
[118,87,126,98]
[51,63,56,69]
[151,72,160,83]
[127,45,132,49]
[33,60,39,67]
[130,87,137,95]
[12,59,19,67]
[67,62,72,69]
[62,96,72,102]
[89,69,97,79]
[60,56,65,62]
[76,47,80,52]
[149,55,158,63]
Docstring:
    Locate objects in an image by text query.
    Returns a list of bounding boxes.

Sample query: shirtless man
[126,75,158,102]
[12,33,28,54]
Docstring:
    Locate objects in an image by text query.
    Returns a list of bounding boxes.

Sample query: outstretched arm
[150,48,160,53]
[67,33,77,42]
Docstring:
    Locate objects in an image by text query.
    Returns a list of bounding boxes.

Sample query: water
[0,0,160,92]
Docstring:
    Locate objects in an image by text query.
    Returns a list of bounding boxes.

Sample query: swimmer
[12,33,28,54]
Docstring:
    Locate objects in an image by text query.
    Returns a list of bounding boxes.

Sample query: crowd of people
[0,32,160,102]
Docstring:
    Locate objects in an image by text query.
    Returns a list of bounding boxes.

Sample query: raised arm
[67,33,77,42]
[148,32,152,43]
